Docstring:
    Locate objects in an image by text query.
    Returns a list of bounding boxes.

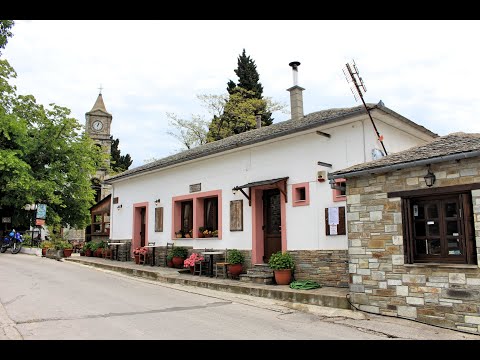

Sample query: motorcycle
[1,229,23,254]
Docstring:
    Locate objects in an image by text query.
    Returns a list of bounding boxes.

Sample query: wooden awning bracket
[275,181,288,203]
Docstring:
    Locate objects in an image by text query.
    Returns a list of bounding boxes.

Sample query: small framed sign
[2,217,11,223]
[189,183,201,193]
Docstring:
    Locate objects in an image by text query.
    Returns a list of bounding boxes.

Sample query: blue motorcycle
[1,230,23,254]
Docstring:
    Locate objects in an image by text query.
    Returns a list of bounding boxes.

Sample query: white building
[105,66,437,287]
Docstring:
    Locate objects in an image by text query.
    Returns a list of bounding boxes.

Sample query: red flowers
[183,253,204,267]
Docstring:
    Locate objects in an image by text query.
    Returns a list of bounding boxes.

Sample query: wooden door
[263,189,281,263]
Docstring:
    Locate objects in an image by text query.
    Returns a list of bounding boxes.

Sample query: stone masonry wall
[347,158,480,334]
[290,250,349,287]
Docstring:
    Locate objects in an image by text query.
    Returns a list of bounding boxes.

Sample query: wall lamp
[154,198,161,205]
[424,166,436,187]
[117,204,123,210]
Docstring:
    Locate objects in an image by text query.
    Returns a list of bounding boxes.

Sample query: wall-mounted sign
[35,219,45,226]
[2,217,11,223]
[189,183,201,193]
[36,204,47,219]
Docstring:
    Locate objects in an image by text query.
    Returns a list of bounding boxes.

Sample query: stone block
[378,281,387,289]
[367,239,385,249]
[352,275,363,284]
[369,211,383,221]
[465,316,480,325]
[466,278,480,286]
[396,286,409,296]
[406,296,425,305]
[387,279,402,286]
[371,271,385,281]
[392,235,403,245]
[350,284,365,293]
[392,255,404,265]
[402,274,426,284]
[357,268,371,276]
[349,264,357,273]
[449,273,466,284]
[397,306,417,319]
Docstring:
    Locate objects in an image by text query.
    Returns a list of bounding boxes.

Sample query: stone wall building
[329,132,480,334]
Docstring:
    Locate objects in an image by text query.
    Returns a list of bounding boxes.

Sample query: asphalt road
[1,253,479,340]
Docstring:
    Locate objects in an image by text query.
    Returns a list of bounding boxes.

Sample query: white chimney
[287,61,305,121]
[255,113,262,129]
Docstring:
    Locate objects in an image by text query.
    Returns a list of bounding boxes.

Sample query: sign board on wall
[189,183,201,193]
[2,217,11,223]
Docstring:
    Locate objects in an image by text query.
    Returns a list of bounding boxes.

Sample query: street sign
[2,217,11,223]
[36,204,47,219]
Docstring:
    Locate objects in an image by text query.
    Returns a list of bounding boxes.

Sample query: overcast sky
[4,20,480,168]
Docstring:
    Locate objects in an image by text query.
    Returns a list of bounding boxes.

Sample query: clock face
[92,120,103,131]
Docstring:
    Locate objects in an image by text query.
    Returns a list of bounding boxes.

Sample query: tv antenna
[343,60,387,156]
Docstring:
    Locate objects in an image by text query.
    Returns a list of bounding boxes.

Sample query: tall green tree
[110,136,132,173]
[0,20,14,55]
[225,48,273,127]
[0,22,103,230]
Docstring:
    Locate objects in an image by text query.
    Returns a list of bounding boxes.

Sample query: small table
[144,244,163,266]
[201,251,224,277]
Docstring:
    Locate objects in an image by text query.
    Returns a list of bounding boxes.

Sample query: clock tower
[85,91,113,201]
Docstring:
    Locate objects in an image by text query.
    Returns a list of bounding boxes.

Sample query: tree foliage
[0,20,14,56]
[166,112,209,151]
[110,136,132,173]
[0,23,103,230]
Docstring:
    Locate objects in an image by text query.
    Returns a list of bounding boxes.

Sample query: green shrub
[41,240,54,249]
[227,249,244,265]
[170,246,188,258]
[268,251,295,270]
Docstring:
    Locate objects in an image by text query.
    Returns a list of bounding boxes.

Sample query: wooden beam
[316,131,331,138]
[275,180,288,203]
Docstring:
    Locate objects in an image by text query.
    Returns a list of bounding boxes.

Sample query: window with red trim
[333,179,346,202]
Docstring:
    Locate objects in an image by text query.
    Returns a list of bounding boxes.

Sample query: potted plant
[166,253,174,268]
[83,242,93,257]
[198,226,205,238]
[175,229,184,238]
[183,252,204,274]
[170,246,188,268]
[268,251,295,285]
[62,241,74,258]
[212,229,218,237]
[41,240,53,257]
[132,247,148,264]
[227,249,244,278]
[203,229,212,238]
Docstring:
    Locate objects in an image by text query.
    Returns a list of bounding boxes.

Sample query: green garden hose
[289,280,321,290]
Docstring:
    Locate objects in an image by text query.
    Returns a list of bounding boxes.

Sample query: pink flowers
[133,247,148,255]
[184,253,204,267]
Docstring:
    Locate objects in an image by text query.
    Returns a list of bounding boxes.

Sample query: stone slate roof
[105,102,437,183]
[86,93,111,115]
[330,132,480,178]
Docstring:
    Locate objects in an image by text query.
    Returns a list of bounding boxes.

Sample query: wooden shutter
[230,200,243,231]
[461,193,476,264]
[155,207,163,232]
[402,198,413,264]
[325,206,346,235]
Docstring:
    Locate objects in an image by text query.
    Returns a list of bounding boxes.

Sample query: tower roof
[88,93,111,115]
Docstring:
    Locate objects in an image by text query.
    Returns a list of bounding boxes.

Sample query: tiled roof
[330,132,480,178]
[105,103,437,183]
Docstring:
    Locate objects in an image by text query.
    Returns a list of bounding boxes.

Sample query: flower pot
[172,256,184,268]
[63,249,73,258]
[228,264,243,278]
[274,269,292,285]
[134,254,140,264]
[167,260,174,268]
[86,249,92,257]
[42,248,47,256]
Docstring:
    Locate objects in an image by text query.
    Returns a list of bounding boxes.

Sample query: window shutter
[155,207,163,232]
[461,193,476,264]
[230,200,243,231]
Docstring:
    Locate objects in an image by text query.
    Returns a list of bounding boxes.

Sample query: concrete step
[239,273,274,285]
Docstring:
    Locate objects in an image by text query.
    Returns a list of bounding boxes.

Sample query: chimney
[287,61,305,121]
[255,113,262,129]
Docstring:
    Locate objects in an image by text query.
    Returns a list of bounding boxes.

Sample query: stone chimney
[255,113,262,129]
[287,61,305,121]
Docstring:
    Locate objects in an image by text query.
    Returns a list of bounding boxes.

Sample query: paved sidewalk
[65,255,350,310]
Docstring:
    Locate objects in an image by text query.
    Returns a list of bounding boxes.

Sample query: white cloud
[4,20,480,167]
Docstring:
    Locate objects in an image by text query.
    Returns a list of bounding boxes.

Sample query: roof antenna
[343,60,387,156]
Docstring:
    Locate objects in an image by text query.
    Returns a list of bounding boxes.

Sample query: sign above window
[189,183,201,193]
